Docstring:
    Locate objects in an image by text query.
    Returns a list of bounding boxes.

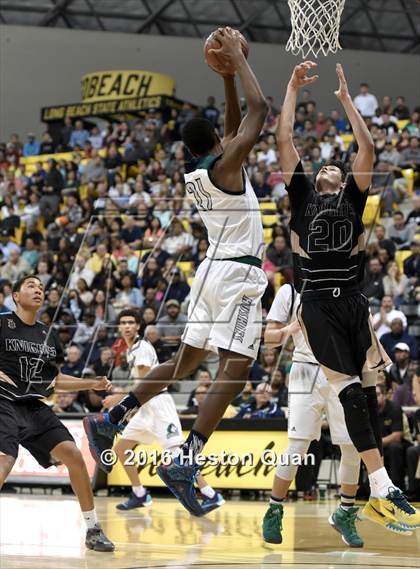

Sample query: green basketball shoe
[329,506,364,548]
[262,503,284,544]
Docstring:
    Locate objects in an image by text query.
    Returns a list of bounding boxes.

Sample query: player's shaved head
[182,118,217,156]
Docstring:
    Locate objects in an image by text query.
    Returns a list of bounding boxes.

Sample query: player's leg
[263,362,321,544]
[51,440,114,551]
[114,437,152,510]
[262,438,311,544]
[84,343,209,470]
[196,473,225,513]
[324,384,364,547]
[157,349,253,517]
[0,399,20,489]
[299,298,420,528]
[0,455,16,489]
[329,444,364,547]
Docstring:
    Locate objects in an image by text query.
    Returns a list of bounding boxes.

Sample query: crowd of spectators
[0,83,419,494]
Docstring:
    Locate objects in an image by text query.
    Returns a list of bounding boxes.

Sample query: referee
[0,275,114,552]
[277,61,420,531]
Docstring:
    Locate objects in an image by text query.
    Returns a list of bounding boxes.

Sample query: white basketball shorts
[287,362,351,445]
[120,392,184,448]
[182,258,267,359]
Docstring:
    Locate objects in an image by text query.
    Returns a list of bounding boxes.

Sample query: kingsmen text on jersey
[184,154,265,260]
[286,161,368,297]
[0,312,63,401]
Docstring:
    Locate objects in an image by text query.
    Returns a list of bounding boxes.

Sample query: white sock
[368,467,397,498]
[83,509,98,530]
[200,485,216,499]
[133,485,147,498]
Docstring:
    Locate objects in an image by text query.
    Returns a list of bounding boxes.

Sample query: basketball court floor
[1,494,419,569]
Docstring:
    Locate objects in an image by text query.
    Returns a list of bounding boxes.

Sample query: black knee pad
[364,386,383,456]
[338,383,377,453]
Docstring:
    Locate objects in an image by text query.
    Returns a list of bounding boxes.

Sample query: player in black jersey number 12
[0,275,115,552]
[277,62,420,533]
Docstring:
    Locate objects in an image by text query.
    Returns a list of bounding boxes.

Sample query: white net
[286,0,346,58]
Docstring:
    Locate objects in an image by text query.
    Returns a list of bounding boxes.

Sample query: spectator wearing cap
[156,299,187,347]
[23,133,40,157]
[380,320,418,361]
[165,267,190,304]
[61,345,85,378]
[353,83,378,118]
[386,342,413,386]
[373,295,407,339]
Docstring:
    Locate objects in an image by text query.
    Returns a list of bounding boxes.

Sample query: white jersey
[184,155,264,260]
[127,337,159,378]
[267,283,316,364]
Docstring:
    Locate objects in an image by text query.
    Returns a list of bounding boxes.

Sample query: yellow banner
[108,430,297,490]
[81,70,175,103]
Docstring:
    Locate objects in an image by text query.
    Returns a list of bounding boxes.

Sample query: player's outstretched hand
[334,63,350,101]
[208,26,244,73]
[94,376,112,392]
[289,61,318,90]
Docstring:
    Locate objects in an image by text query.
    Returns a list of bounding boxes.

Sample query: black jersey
[0,312,64,401]
[286,161,369,298]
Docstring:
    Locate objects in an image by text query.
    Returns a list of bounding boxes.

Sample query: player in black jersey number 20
[277,62,420,531]
[0,276,115,552]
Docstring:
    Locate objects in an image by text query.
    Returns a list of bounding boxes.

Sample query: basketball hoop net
[286,0,346,58]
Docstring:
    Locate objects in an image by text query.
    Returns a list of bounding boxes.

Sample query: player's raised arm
[210,28,268,173]
[335,63,374,192]
[277,61,318,185]
[222,72,241,143]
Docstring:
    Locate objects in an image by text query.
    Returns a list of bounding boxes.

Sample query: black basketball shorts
[0,398,74,468]
[297,292,391,382]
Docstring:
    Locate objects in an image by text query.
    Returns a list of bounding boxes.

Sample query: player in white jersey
[84,27,268,517]
[261,284,364,547]
[102,309,224,514]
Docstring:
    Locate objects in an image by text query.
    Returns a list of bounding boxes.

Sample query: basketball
[204,29,249,75]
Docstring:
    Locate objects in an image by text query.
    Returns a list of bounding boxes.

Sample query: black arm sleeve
[285,161,315,213]
[344,174,370,217]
